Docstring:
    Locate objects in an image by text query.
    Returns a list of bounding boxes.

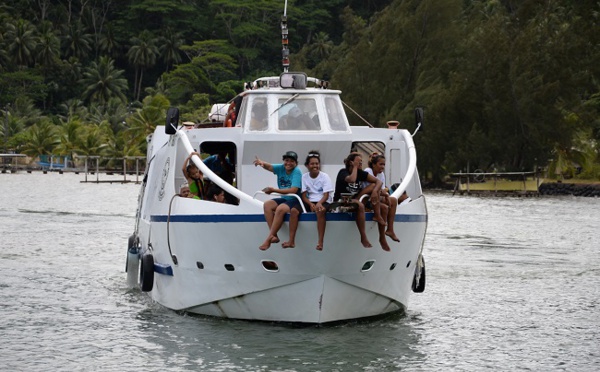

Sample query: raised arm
[253,155,274,172]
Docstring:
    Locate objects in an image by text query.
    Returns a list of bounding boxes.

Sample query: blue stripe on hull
[151,213,427,223]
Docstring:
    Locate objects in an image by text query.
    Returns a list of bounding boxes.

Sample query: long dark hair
[344,152,362,171]
[368,154,385,169]
[206,184,223,201]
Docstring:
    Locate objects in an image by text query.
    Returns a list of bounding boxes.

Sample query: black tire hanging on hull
[412,256,426,293]
[140,253,154,292]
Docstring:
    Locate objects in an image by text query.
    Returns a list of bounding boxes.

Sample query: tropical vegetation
[1,0,598,184]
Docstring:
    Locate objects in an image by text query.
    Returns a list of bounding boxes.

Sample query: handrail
[253,191,307,213]
[177,130,264,208]
[390,130,417,201]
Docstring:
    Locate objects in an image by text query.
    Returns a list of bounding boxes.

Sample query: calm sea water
[1,172,599,371]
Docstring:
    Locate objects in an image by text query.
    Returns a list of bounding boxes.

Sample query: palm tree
[5,19,38,67]
[159,28,183,72]
[99,23,121,58]
[20,119,58,157]
[127,30,159,101]
[126,94,170,144]
[36,21,60,68]
[77,122,111,156]
[311,32,333,60]
[59,99,87,121]
[62,20,92,61]
[54,118,83,161]
[80,56,128,105]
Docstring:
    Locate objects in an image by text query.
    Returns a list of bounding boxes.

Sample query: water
[1,172,599,371]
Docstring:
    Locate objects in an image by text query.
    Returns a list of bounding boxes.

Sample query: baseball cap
[282,151,298,162]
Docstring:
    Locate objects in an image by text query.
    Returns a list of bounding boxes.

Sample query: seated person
[333,152,388,250]
[253,151,302,250]
[179,183,200,200]
[206,184,226,203]
[279,107,317,130]
[250,102,268,131]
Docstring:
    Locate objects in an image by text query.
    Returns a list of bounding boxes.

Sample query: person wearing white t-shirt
[283,151,333,251]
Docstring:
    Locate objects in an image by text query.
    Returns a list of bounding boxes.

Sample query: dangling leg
[378,203,391,251]
[263,199,280,243]
[315,208,327,250]
[354,202,372,248]
[260,203,290,250]
[282,207,300,248]
[385,196,400,242]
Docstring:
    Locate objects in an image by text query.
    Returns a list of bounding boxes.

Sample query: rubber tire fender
[140,253,154,292]
[412,256,426,293]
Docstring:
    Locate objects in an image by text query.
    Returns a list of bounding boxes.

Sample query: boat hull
[137,198,426,324]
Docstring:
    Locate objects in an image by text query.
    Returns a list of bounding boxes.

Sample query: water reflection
[134,304,425,371]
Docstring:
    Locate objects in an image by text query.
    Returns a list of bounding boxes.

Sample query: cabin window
[277,98,320,131]
[325,97,348,131]
[248,97,268,131]
[198,141,239,205]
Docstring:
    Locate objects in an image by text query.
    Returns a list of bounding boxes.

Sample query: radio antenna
[281,0,289,72]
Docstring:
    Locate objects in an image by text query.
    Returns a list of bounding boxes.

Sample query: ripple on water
[1,179,600,371]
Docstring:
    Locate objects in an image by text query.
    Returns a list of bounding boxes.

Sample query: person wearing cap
[179,183,200,200]
[254,151,302,250]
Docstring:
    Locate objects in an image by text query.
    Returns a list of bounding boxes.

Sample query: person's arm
[344,162,359,183]
[301,190,312,208]
[182,152,199,180]
[253,156,273,172]
[365,173,383,201]
[315,192,329,212]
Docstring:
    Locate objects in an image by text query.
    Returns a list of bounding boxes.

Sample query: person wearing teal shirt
[254,151,302,250]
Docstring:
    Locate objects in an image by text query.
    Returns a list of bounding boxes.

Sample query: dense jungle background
[1,0,599,185]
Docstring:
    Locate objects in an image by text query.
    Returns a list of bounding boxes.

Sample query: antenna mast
[281,0,289,72]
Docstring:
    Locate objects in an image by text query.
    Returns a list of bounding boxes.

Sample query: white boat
[126,9,427,324]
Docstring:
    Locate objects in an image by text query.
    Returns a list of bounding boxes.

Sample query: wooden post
[494,173,498,194]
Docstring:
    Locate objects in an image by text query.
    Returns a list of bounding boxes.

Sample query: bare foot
[361,238,373,248]
[282,241,295,248]
[373,216,387,226]
[385,231,400,242]
[380,239,391,251]
[316,244,323,251]
[260,235,276,250]
[270,236,280,244]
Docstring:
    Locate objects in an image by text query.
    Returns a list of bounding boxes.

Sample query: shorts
[273,197,301,209]
[297,201,330,213]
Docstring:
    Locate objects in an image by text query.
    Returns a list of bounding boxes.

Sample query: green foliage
[0,0,597,181]
[80,56,128,105]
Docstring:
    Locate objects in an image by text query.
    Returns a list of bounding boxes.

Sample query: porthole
[361,260,375,272]
[224,264,235,271]
[261,260,279,272]
[389,263,397,270]
[196,261,204,269]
